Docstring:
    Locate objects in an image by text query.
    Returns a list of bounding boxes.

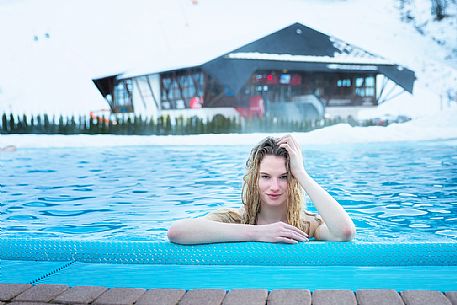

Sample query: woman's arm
[167,218,308,245]
[296,171,356,241]
[278,135,356,241]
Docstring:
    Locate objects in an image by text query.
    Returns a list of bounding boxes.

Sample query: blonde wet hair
[241,137,306,231]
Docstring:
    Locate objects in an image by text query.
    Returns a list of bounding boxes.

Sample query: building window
[355,76,375,97]
[113,79,134,113]
[160,70,204,109]
[334,77,352,97]
[243,70,305,104]
[337,79,351,87]
[252,72,302,87]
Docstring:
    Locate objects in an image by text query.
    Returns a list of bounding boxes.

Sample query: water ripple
[38,196,96,202]
[2,141,457,242]
[41,209,111,217]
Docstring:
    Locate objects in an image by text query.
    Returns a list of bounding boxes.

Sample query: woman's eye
[280,175,288,180]
[261,175,269,179]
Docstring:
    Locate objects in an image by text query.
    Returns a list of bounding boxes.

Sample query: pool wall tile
[445,292,457,305]
[92,288,146,305]
[0,261,72,284]
[178,289,226,305]
[23,262,457,291]
[401,290,452,305]
[356,289,404,305]
[52,286,107,304]
[0,284,32,301]
[13,284,69,303]
[312,289,357,305]
[267,289,311,305]
[222,289,268,305]
[135,289,185,305]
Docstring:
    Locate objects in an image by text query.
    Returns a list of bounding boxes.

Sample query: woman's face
[258,155,288,207]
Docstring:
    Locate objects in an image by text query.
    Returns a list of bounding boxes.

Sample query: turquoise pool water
[2,140,457,242]
[1,139,457,289]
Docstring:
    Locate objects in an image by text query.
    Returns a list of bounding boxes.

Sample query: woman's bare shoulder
[302,210,324,238]
[303,210,322,221]
[203,206,244,223]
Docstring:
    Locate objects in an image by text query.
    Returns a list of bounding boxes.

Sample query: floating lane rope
[1,238,456,266]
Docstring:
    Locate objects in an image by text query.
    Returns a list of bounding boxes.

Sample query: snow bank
[1,104,456,148]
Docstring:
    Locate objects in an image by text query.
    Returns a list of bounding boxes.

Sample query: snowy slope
[0,0,455,120]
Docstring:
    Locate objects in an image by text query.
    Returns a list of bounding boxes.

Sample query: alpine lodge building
[93,22,415,122]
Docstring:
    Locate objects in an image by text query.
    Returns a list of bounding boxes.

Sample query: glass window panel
[355,88,365,96]
[126,80,133,91]
[338,79,351,87]
[366,88,375,96]
[161,101,170,109]
[366,76,374,86]
[171,80,179,99]
[356,78,364,87]
[163,78,171,89]
[187,75,195,97]
[192,73,203,97]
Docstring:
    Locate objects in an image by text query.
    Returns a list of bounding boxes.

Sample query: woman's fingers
[278,141,295,155]
[278,143,291,153]
[276,237,298,244]
[262,222,309,244]
[278,134,297,146]
[283,223,308,238]
[277,136,305,178]
[277,139,292,148]
[277,135,301,155]
[276,233,309,244]
[278,223,309,242]
[281,230,308,242]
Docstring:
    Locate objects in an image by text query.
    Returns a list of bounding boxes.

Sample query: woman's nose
[270,178,280,191]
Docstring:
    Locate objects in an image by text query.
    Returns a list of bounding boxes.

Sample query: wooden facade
[106,69,378,112]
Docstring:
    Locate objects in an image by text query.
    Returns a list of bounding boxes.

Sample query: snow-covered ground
[0,0,456,147]
[2,103,456,148]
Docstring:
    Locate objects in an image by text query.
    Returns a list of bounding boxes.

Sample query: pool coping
[2,239,457,266]
[1,284,457,305]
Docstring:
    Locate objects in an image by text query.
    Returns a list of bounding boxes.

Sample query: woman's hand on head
[253,221,309,244]
[277,134,306,178]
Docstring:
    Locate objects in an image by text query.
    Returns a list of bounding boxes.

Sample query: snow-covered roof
[112,22,415,94]
[225,52,392,66]
[118,58,208,80]
[197,23,415,94]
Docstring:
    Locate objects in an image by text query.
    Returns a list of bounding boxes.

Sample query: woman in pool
[168,135,356,244]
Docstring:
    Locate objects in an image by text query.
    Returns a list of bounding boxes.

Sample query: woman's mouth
[267,193,282,200]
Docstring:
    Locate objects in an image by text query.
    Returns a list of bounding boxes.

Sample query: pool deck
[0,284,456,305]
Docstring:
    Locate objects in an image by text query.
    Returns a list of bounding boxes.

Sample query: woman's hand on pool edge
[167,218,308,245]
[253,221,309,244]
